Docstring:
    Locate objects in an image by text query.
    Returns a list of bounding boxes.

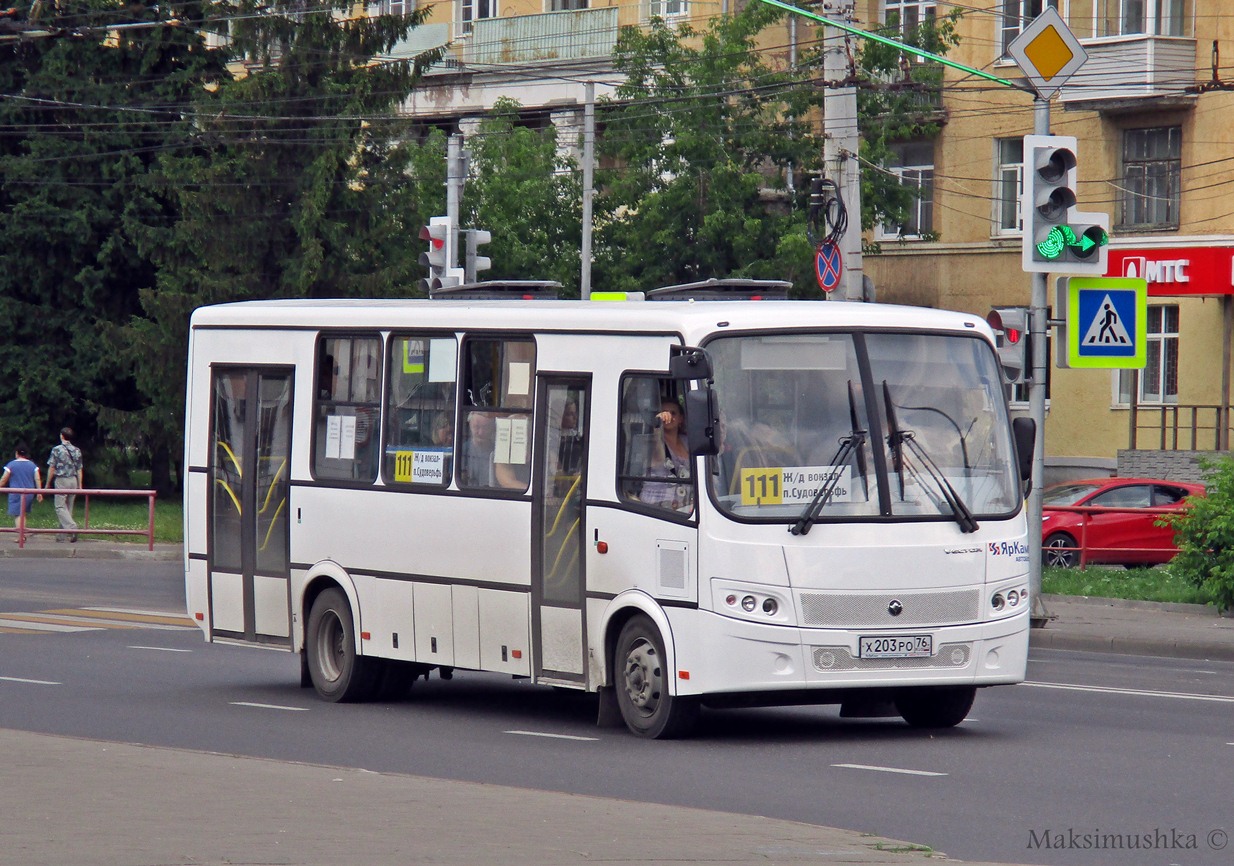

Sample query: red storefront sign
[1104,246,1234,297]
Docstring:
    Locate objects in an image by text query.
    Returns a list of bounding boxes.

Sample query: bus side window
[313,334,382,483]
[459,337,535,491]
[385,335,458,487]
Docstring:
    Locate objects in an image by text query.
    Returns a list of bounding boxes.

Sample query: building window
[1119,127,1181,229]
[459,0,496,36]
[647,0,687,20]
[995,138,1023,235]
[551,0,588,10]
[999,0,1058,57]
[883,1,936,36]
[878,142,934,240]
[1116,305,1179,405]
[1095,0,1189,37]
[370,0,410,15]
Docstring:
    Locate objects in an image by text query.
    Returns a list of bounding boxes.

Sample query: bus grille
[811,643,972,672]
[799,589,981,628]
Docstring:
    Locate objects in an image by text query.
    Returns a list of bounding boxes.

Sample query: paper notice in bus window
[506,362,531,397]
[494,416,530,465]
[339,415,357,460]
[411,450,445,484]
[326,415,342,460]
[428,338,456,383]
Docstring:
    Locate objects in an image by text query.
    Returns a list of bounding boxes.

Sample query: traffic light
[987,306,1031,384]
[464,229,491,284]
[419,216,451,292]
[1021,134,1109,274]
[418,216,463,294]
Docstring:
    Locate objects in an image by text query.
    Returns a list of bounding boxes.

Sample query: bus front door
[531,377,590,684]
[208,367,294,646]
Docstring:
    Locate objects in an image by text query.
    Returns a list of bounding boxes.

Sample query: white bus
[184,293,1035,738]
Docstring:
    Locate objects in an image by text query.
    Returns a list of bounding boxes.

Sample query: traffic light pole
[1028,97,1049,625]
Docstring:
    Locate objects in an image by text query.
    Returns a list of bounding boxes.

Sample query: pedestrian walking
[46,427,83,543]
[0,445,43,542]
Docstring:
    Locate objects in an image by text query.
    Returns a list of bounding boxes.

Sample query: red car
[1041,477,1205,568]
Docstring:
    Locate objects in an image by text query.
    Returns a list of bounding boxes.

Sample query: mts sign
[1106,246,1234,297]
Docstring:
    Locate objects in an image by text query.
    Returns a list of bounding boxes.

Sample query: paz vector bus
[183,287,1035,738]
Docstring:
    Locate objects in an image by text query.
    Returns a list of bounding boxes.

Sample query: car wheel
[1044,532,1078,568]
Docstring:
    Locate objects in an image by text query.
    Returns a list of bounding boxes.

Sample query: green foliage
[596,7,826,295]
[465,99,582,294]
[1158,457,1234,611]
[1042,565,1214,606]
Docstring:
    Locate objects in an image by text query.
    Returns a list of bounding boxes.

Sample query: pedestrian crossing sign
[1055,277,1147,369]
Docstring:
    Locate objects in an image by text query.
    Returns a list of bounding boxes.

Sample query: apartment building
[860,1,1233,478]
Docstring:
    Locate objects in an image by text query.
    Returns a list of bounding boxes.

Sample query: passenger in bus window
[639,399,692,511]
[461,410,496,487]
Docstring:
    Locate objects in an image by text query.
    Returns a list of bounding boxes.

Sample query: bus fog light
[741,595,757,612]
[762,598,778,615]
[991,593,1005,611]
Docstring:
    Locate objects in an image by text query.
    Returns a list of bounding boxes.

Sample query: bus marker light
[512,649,523,659]
[361,631,371,641]
[195,612,204,621]
[725,594,737,606]
[596,541,609,554]
[678,671,690,680]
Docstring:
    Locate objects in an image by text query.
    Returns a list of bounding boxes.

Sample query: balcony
[1060,35,1196,109]
[464,7,620,66]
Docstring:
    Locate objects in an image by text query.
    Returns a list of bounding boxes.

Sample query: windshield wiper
[791,382,866,536]
[881,381,979,534]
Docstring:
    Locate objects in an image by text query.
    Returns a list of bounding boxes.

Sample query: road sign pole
[1028,98,1049,626]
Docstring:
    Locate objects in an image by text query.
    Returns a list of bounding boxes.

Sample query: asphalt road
[1,558,1232,866]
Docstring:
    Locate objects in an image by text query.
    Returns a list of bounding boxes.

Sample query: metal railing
[1043,503,1182,569]
[1128,403,1233,451]
[3,488,157,550]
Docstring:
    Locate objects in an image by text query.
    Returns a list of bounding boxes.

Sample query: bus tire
[894,686,976,729]
[306,588,380,703]
[614,615,698,739]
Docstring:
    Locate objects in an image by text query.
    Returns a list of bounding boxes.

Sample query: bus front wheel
[894,686,976,729]
[613,615,699,739]
[306,588,380,703]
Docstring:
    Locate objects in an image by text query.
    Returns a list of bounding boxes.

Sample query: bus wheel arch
[611,612,699,739]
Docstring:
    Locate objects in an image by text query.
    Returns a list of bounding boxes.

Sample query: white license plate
[859,635,933,659]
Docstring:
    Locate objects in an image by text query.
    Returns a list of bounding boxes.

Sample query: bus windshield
[707,331,1020,525]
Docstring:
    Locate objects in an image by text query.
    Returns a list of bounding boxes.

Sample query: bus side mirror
[1012,416,1035,484]
[684,389,720,457]
[669,346,713,381]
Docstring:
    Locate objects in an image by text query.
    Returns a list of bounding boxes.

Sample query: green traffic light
[1036,224,1108,261]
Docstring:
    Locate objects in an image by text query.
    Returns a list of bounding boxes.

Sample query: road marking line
[832,763,947,777]
[128,645,193,653]
[0,617,102,633]
[230,701,309,712]
[0,676,61,685]
[1025,681,1234,704]
[505,730,600,741]
[78,608,195,627]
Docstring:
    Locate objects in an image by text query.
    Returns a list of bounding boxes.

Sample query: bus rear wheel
[306,588,380,703]
[894,686,976,729]
[613,615,698,739]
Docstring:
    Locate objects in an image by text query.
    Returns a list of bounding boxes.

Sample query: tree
[595,6,825,295]
[463,98,582,294]
[112,1,441,492]
[1161,457,1234,612]
[0,1,227,482]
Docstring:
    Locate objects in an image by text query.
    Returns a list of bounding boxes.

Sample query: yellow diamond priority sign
[1007,7,1088,100]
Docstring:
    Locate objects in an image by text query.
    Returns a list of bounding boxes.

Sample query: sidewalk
[1,728,1033,866]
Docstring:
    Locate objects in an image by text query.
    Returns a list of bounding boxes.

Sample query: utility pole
[821,1,864,302]
[1027,97,1050,624]
[580,82,595,300]
[447,134,466,275]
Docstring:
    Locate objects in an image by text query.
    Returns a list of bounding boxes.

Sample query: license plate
[859,635,933,659]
